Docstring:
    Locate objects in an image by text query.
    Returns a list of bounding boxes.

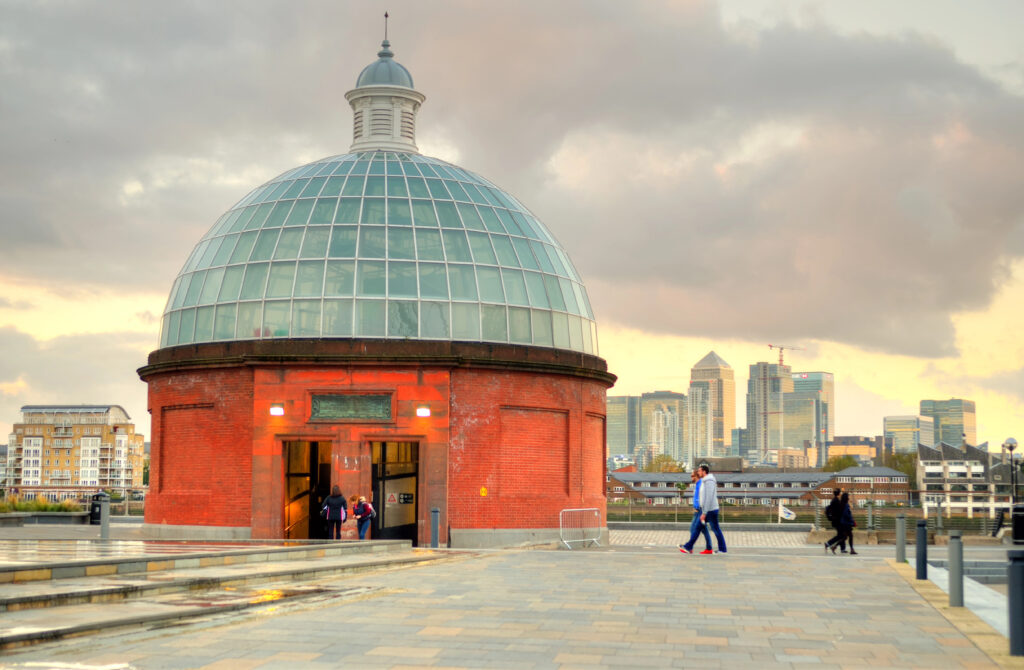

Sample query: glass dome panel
[160,151,598,354]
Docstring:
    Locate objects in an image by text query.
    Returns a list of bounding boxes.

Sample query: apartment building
[6,405,146,500]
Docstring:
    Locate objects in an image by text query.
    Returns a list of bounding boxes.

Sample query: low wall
[610,521,812,533]
[0,512,90,526]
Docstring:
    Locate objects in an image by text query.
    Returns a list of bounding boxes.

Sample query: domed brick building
[138,38,615,547]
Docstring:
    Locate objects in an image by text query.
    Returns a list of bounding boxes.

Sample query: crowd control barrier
[559,508,601,549]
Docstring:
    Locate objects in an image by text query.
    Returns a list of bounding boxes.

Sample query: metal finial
[384,11,389,41]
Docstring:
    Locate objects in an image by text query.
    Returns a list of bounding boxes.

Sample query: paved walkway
[610,529,805,549]
[1,547,1017,669]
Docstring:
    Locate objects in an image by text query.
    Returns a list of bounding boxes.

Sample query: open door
[283,440,331,539]
[370,441,419,544]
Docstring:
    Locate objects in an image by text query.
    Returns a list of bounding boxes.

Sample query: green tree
[643,454,684,473]
[823,455,858,472]
[143,461,150,486]
[882,452,917,483]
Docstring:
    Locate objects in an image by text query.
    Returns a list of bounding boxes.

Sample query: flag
[779,504,797,521]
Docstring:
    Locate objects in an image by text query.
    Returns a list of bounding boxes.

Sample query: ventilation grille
[400,110,415,141]
[370,109,392,135]
[353,110,364,139]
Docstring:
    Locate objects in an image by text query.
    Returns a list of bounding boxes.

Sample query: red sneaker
[700,549,714,555]
[679,547,692,554]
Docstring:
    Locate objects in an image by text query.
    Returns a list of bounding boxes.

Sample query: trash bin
[1013,504,1024,544]
[89,492,109,525]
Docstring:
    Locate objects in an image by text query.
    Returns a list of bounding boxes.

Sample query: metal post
[815,506,821,531]
[896,514,906,564]
[100,497,110,541]
[1010,550,1024,656]
[916,520,928,580]
[430,507,440,548]
[937,505,943,533]
[949,530,963,607]
[867,502,874,531]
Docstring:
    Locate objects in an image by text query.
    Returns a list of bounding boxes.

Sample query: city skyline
[2,2,1023,447]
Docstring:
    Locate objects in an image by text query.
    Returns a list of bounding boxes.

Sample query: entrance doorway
[370,441,419,544]
[283,440,331,540]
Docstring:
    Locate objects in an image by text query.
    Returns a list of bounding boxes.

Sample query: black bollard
[916,520,928,580]
[1010,551,1024,655]
[430,507,440,548]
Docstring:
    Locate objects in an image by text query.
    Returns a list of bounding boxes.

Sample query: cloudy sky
[2,1,1023,448]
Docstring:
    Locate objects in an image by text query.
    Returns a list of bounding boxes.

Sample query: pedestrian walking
[681,465,726,554]
[838,492,857,555]
[353,495,375,540]
[824,489,847,553]
[679,470,713,554]
[321,485,348,540]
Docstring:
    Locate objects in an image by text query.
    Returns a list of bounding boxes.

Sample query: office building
[640,391,686,463]
[686,381,713,463]
[883,415,935,454]
[791,371,834,443]
[920,398,976,446]
[688,351,735,456]
[606,395,641,456]
[745,362,793,464]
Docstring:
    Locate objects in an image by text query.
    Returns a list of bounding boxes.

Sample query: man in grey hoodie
[696,465,727,553]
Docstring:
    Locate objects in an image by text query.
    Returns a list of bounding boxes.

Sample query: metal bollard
[896,514,906,564]
[430,507,440,548]
[916,520,928,580]
[949,530,963,607]
[100,497,110,540]
[1010,550,1024,656]
[867,503,874,531]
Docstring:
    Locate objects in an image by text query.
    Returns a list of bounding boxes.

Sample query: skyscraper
[641,391,686,463]
[884,415,935,453]
[920,398,977,446]
[689,351,735,457]
[686,380,713,463]
[791,372,835,443]
[746,362,793,464]
[606,395,641,456]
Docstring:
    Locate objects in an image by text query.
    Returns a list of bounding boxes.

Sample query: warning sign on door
[387,493,397,504]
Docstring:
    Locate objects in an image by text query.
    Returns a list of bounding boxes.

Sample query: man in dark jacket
[824,488,846,553]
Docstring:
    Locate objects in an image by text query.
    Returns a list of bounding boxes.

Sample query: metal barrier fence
[559,508,601,549]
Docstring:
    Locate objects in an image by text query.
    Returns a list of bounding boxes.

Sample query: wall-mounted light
[416,405,431,418]
[269,403,285,416]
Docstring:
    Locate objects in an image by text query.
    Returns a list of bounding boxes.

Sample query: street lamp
[1005,438,1018,506]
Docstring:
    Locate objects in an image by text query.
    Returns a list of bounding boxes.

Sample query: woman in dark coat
[836,492,857,555]
[322,485,348,540]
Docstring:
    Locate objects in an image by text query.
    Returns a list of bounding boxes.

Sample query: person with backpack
[353,495,375,540]
[321,485,348,540]
[824,488,847,553]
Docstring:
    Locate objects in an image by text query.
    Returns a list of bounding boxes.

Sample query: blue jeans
[683,510,712,551]
[357,517,371,540]
[704,509,727,552]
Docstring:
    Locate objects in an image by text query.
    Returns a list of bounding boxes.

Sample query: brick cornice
[138,339,617,386]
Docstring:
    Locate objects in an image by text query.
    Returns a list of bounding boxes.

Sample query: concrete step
[0,538,412,583]
[0,546,464,650]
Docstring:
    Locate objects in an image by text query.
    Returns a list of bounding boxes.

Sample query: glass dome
[159,150,598,355]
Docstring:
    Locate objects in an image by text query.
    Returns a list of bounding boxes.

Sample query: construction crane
[768,343,805,367]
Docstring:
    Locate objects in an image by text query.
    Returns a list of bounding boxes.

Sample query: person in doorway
[353,495,375,540]
[679,470,713,554]
[824,489,847,554]
[322,485,348,540]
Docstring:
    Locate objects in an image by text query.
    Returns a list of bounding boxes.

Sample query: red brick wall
[448,370,608,530]
[145,359,609,542]
[145,367,254,527]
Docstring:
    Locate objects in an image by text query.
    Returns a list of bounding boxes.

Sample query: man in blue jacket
[679,469,712,554]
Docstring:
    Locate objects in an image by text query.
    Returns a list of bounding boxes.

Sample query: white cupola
[345,39,425,153]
